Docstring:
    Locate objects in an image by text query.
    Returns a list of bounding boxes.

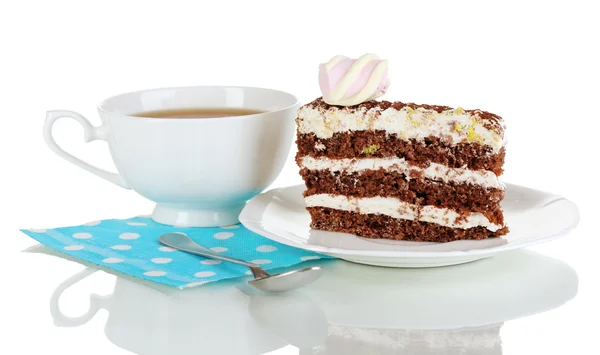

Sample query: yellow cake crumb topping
[362,144,379,154]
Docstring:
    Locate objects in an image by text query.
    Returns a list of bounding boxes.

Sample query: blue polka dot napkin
[20,216,330,289]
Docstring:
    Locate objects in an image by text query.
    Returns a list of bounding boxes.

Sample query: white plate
[239,184,579,267]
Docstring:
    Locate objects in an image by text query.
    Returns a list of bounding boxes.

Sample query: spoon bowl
[249,267,324,292]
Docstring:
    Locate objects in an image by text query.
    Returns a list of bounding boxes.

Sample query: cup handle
[49,268,112,327]
[43,110,130,189]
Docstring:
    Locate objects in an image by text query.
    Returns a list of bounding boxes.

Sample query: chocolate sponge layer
[309,207,508,242]
[296,131,505,175]
[300,168,504,225]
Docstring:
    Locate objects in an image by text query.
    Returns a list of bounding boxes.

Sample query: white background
[1,0,598,354]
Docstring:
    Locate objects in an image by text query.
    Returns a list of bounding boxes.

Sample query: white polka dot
[210,247,228,253]
[195,271,216,278]
[245,270,253,275]
[127,222,147,226]
[158,246,177,252]
[119,232,140,240]
[256,245,277,252]
[64,245,84,251]
[185,281,208,288]
[83,220,101,226]
[201,259,222,265]
[111,245,132,250]
[144,271,166,277]
[300,256,321,261]
[103,257,124,264]
[252,259,272,265]
[221,224,240,229]
[214,232,234,240]
[73,232,92,239]
[138,214,151,218]
[151,258,172,264]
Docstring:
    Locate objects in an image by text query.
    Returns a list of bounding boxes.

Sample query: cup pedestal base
[151,203,245,227]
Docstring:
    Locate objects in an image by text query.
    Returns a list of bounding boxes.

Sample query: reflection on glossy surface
[314,324,503,355]
[50,271,287,355]
[49,250,577,355]
[251,250,577,354]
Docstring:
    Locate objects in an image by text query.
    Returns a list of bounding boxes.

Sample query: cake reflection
[318,324,502,354]
[248,249,577,354]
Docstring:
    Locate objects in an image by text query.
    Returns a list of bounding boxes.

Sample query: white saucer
[239,184,579,267]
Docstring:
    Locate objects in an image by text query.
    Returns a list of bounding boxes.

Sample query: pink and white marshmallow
[318,53,390,106]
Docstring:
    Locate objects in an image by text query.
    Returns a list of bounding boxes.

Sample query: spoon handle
[158,233,270,279]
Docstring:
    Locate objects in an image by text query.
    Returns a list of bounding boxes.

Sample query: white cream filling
[297,106,505,153]
[300,156,503,189]
[305,194,502,231]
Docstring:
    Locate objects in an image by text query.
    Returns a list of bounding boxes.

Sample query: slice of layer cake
[296,54,508,242]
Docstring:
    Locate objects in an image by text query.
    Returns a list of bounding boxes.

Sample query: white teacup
[43,86,298,227]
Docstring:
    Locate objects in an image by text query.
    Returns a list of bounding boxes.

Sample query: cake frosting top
[319,54,390,106]
[298,97,506,153]
[305,97,505,134]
